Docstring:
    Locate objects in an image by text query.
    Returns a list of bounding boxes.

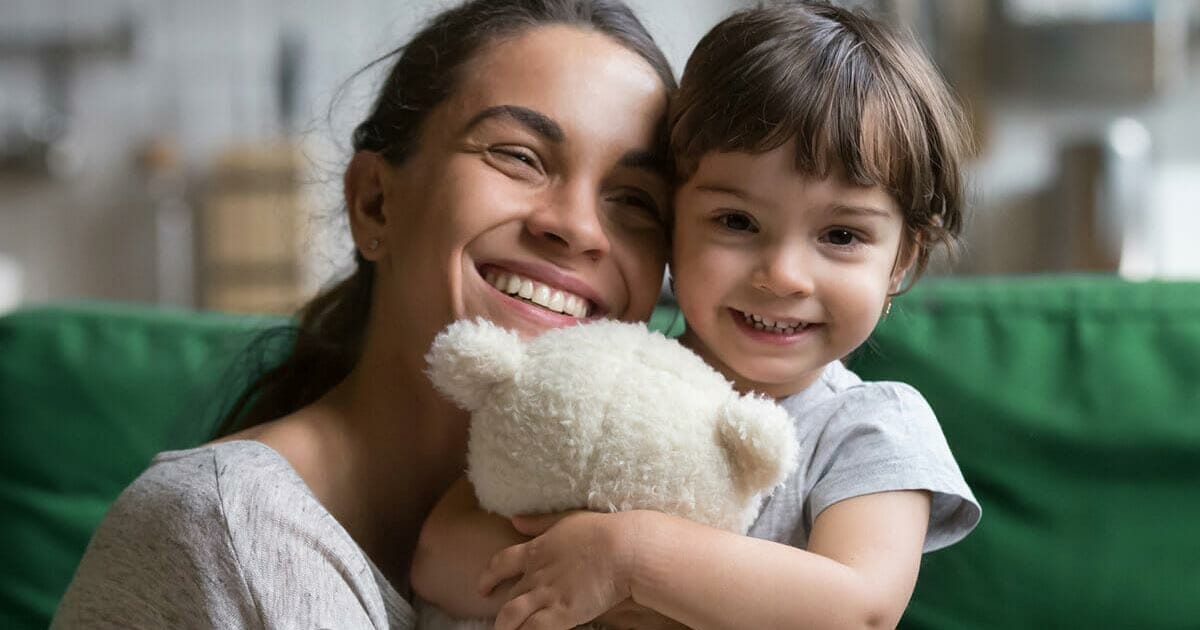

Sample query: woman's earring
[883,297,893,318]
[368,238,380,252]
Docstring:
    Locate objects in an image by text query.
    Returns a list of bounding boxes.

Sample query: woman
[51,1,675,627]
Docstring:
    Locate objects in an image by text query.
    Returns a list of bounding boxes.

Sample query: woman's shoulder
[113,440,307,518]
[55,440,414,628]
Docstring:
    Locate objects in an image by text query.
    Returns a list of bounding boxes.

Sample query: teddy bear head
[426,318,798,534]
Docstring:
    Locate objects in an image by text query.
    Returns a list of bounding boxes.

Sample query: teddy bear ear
[717,393,800,495]
[424,318,524,411]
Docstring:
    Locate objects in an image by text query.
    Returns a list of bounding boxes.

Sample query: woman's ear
[345,151,388,261]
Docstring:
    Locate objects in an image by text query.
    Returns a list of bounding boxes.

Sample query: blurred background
[0,0,1197,316]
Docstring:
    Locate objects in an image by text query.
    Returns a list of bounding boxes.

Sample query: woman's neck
[248,337,471,590]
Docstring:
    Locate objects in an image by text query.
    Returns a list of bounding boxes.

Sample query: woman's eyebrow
[463,105,564,142]
[619,149,669,179]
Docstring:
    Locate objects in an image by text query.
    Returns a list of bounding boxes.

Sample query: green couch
[2,276,1197,629]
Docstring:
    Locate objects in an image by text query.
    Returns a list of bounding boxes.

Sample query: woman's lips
[478,261,609,318]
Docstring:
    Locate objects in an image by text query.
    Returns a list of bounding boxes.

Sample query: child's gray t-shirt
[748,360,981,552]
[51,440,415,629]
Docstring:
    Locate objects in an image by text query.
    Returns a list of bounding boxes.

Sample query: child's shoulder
[780,360,932,421]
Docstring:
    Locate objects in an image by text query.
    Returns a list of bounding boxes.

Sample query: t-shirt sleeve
[51,447,405,629]
[51,457,263,629]
[804,383,981,552]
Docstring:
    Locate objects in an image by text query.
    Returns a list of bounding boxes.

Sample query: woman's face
[362,25,670,349]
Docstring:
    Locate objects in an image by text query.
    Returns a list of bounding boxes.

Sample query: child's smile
[672,141,912,398]
[730,307,821,342]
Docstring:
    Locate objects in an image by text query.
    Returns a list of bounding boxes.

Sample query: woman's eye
[488,147,541,171]
[612,192,658,214]
[717,212,756,232]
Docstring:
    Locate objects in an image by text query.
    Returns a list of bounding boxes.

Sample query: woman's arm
[483,489,931,630]
[410,476,527,618]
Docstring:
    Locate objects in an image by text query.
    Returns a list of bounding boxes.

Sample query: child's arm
[482,489,931,630]
[410,476,525,617]
[412,477,692,629]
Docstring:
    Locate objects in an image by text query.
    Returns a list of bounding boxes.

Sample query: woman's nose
[754,244,815,298]
[525,184,611,260]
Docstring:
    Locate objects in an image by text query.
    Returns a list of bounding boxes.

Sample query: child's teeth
[548,290,564,312]
[742,310,805,334]
[505,274,521,294]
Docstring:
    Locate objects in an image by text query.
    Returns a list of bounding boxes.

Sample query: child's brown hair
[670,1,969,284]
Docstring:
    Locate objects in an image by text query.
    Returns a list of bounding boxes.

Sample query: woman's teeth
[485,269,591,318]
[741,311,807,335]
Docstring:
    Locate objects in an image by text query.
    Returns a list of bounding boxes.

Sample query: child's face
[672,141,910,398]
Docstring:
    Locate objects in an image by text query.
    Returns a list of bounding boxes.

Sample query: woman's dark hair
[217,0,675,436]
[670,1,969,286]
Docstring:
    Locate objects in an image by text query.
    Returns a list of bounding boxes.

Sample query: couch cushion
[849,276,1200,629]
[0,303,282,629]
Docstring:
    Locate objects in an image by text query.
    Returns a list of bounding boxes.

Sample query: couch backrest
[0,303,283,629]
[2,277,1198,629]
[849,276,1200,629]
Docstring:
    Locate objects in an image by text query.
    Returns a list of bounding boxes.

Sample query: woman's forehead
[450,26,667,141]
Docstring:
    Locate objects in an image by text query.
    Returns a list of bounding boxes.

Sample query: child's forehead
[687,144,864,192]
[683,146,901,217]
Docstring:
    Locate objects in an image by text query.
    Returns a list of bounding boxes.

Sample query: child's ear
[344,151,388,261]
[890,231,921,294]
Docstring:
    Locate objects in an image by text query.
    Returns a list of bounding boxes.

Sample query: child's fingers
[514,606,571,630]
[492,589,541,630]
[478,542,528,596]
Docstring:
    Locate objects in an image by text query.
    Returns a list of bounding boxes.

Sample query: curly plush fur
[417,319,799,629]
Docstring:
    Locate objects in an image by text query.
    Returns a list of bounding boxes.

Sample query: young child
[414,3,980,628]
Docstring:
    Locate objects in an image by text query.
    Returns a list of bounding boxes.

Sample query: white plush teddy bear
[417,318,799,629]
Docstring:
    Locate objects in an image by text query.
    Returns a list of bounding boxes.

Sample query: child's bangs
[674,43,936,215]
[787,58,935,212]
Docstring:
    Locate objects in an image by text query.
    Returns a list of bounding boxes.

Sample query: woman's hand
[479,510,644,630]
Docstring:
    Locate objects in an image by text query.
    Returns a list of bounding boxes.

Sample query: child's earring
[369,238,381,252]
[883,297,893,318]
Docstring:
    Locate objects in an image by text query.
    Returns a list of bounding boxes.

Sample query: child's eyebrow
[693,184,763,204]
[829,204,894,219]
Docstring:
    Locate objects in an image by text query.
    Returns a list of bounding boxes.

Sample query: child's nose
[754,245,815,297]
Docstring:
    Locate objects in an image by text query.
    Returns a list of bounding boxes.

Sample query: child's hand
[479,510,641,630]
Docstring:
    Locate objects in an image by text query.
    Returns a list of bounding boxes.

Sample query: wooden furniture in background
[199,143,308,315]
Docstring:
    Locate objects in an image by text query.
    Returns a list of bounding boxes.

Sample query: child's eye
[716,211,757,233]
[823,228,860,247]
